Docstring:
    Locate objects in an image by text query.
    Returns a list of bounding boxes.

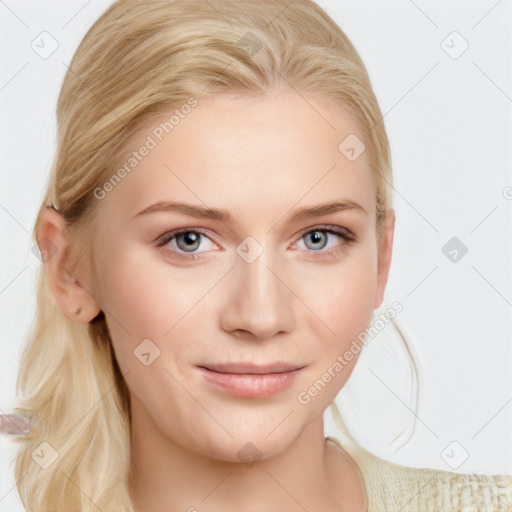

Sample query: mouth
[196,362,305,398]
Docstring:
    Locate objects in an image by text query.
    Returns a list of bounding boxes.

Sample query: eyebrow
[133,200,368,222]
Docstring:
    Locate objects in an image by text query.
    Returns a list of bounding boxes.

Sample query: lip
[197,362,304,398]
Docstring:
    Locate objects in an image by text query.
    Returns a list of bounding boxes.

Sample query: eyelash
[154,225,356,261]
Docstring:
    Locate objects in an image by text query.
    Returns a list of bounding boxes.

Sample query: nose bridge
[221,238,295,339]
[241,243,277,300]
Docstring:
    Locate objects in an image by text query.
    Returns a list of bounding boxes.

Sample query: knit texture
[326,436,512,512]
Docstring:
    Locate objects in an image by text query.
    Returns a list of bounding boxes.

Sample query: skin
[40,88,395,511]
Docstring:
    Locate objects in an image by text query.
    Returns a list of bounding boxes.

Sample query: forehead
[99,91,375,223]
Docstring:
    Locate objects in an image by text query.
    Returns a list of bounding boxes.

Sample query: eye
[293,226,355,257]
[155,229,218,260]
[154,225,356,262]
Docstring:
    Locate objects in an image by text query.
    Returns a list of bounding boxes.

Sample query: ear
[373,209,395,309]
[37,206,101,324]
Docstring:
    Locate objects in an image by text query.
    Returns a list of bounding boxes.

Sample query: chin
[199,434,295,465]
[187,413,309,465]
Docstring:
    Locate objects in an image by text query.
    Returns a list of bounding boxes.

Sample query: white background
[1,1,511,510]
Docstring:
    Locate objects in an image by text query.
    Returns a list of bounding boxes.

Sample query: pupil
[179,232,200,251]
[184,233,196,244]
[309,231,326,249]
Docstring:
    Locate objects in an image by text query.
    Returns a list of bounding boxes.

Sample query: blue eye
[302,230,331,250]
[155,226,355,261]
[155,229,216,259]
[294,227,355,256]
[174,231,201,252]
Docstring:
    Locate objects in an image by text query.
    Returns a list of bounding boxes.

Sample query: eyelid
[294,223,354,240]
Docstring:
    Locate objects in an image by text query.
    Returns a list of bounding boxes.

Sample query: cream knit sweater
[327,436,512,512]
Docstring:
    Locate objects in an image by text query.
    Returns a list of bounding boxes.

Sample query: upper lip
[198,362,304,374]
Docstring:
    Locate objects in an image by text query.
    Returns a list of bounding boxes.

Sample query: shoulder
[326,436,512,512]
[361,450,512,512]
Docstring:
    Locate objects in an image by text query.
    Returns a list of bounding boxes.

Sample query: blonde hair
[11,0,414,510]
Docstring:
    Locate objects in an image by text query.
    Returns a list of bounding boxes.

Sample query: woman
[3,0,511,510]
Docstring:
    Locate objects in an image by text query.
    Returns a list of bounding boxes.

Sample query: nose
[218,243,296,341]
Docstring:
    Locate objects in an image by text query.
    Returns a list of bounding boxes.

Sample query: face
[88,90,391,462]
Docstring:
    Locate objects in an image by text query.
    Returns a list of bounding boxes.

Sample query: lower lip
[198,367,301,398]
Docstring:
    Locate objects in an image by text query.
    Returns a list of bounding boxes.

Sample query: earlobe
[373,209,395,310]
[37,206,101,324]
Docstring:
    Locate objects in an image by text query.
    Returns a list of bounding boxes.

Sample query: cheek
[328,270,375,339]
[96,245,223,372]
[93,248,176,370]
[301,247,378,345]
[96,244,178,330]
[293,253,377,409]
